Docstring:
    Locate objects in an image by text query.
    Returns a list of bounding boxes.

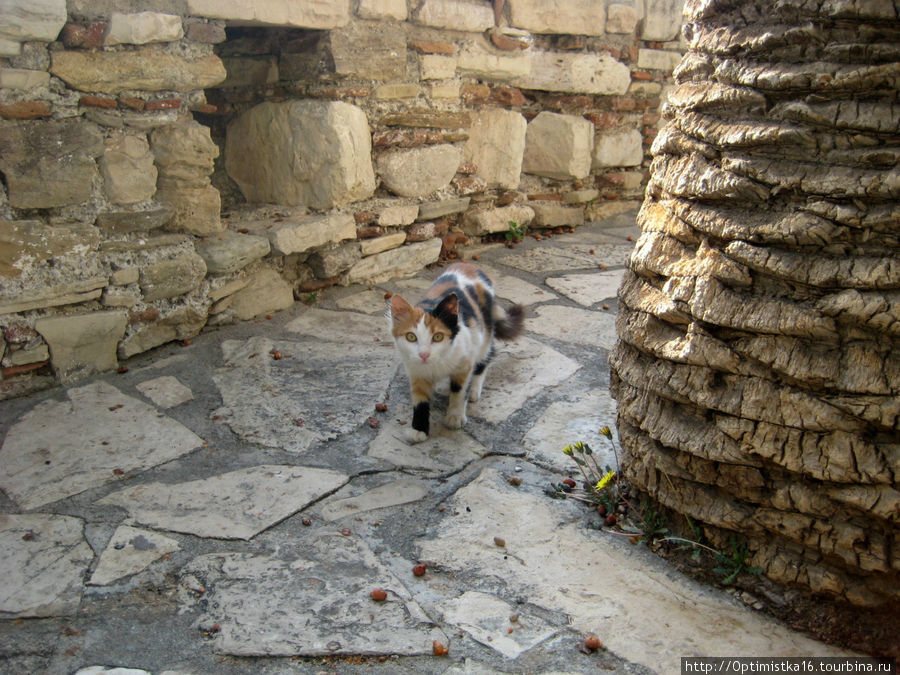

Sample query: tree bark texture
[610,0,899,606]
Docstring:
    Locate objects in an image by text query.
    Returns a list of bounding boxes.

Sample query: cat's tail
[493,303,525,340]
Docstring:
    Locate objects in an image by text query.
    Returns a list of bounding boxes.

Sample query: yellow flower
[562,445,574,456]
[599,426,612,439]
[594,471,616,491]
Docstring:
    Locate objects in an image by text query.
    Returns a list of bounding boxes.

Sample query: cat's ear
[390,294,413,321]
[435,293,458,317]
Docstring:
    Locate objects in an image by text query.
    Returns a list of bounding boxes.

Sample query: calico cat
[388,263,524,443]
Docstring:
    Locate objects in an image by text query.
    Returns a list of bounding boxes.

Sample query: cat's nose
[419,352,430,362]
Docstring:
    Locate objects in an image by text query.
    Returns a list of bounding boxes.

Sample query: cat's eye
[432,333,444,342]
[405,332,417,342]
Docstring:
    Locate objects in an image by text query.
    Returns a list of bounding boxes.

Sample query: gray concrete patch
[320,478,430,522]
[442,590,559,659]
[98,465,349,540]
[135,375,194,408]
[417,467,853,674]
[0,513,93,617]
[88,525,180,586]
[0,381,204,510]
[212,335,396,453]
[179,533,447,656]
[525,304,618,349]
[368,418,487,473]
[522,388,620,474]
[545,270,625,306]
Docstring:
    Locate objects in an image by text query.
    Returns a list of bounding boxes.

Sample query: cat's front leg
[405,377,433,443]
[443,369,471,429]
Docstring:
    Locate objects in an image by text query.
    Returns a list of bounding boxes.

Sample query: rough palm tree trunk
[610,0,899,606]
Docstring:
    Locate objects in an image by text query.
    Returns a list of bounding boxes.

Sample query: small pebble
[493,536,506,547]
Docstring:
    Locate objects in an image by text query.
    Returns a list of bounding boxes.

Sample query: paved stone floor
[0,211,852,674]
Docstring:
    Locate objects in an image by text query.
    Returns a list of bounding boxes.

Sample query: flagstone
[417,468,852,674]
[98,465,348,540]
[0,382,204,510]
[497,243,633,274]
[473,336,580,424]
[0,514,93,617]
[368,418,487,473]
[525,305,618,349]
[479,265,556,306]
[135,375,194,408]
[522,389,620,474]
[320,478,430,521]
[545,270,625,307]
[212,335,396,453]
[88,525,179,586]
[335,289,390,314]
[178,533,446,656]
[285,307,390,345]
[443,591,559,659]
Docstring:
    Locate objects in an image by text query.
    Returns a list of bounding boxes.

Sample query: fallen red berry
[412,563,427,577]
[370,588,387,601]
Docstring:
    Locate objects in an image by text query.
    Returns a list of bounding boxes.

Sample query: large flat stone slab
[179,533,446,656]
[0,382,204,510]
[368,418,487,474]
[98,465,348,540]
[442,591,559,659]
[320,478,430,522]
[88,525,180,586]
[473,337,580,424]
[135,375,194,408]
[522,389,619,474]
[213,334,396,453]
[498,243,633,274]
[0,514,92,617]
[418,468,851,674]
[479,265,557,306]
[525,305,617,349]
[285,307,390,344]
[545,270,625,307]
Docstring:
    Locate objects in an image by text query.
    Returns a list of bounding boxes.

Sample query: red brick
[406,221,438,242]
[491,86,527,106]
[496,191,518,206]
[297,277,338,292]
[129,308,160,325]
[2,361,49,379]
[643,112,661,126]
[585,112,624,128]
[631,70,653,81]
[61,21,106,49]
[145,98,181,111]
[490,30,530,51]
[612,97,637,112]
[527,193,563,201]
[409,40,456,55]
[545,95,594,112]
[118,97,146,111]
[357,226,385,239]
[4,324,38,344]
[597,46,621,59]
[461,85,491,103]
[190,103,218,114]
[79,95,117,108]
[355,211,377,224]
[0,101,51,119]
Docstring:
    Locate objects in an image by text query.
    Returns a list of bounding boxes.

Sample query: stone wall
[0,0,685,394]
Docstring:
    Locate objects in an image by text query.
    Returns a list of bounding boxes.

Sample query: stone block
[373,83,420,99]
[0,119,102,209]
[464,109,527,189]
[35,311,127,383]
[118,307,207,359]
[606,4,638,33]
[420,54,457,80]
[139,252,207,302]
[509,0,605,35]
[330,21,406,81]
[513,51,630,95]
[379,204,419,226]
[0,0,67,44]
[360,232,407,257]
[50,48,227,94]
[346,238,442,284]
[229,267,294,320]
[156,185,223,236]
[225,100,375,209]
[195,231,271,274]
[308,241,362,278]
[462,204,535,236]
[417,197,470,220]
[0,67,50,89]
[101,134,157,205]
[381,109,470,128]
[243,212,356,256]
[105,12,184,45]
[358,0,408,20]
[637,48,684,71]
[220,56,278,87]
[110,267,140,286]
[430,82,460,99]
[377,144,461,198]
[413,0,494,32]
[1,220,100,278]
[0,278,106,314]
[151,120,219,178]
[530,203,585,228]
[457,41,531,81]
[186,0,350,29]
[523,111,594,180]
[642,0,685,41]
[95,207,173,235]
[593,127,644,168]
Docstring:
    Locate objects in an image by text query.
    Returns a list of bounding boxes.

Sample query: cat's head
[388,293,458,365]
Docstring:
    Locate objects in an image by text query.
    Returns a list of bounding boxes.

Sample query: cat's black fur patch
[412,401,430,434]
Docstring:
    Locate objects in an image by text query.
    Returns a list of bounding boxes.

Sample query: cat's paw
[468,388,482,403]
[403,427,428,444]
[443,411,467,429]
